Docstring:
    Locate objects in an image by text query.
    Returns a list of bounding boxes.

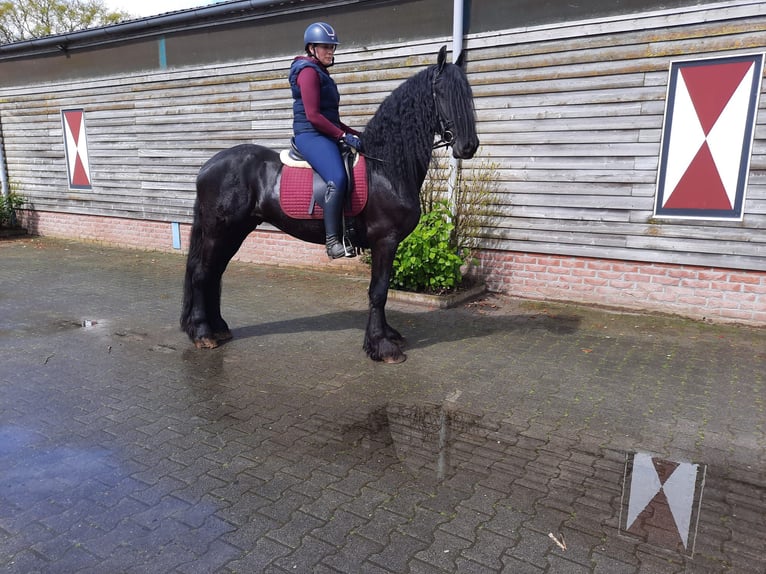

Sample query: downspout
[447,0,466,215]
[452,0,464,63]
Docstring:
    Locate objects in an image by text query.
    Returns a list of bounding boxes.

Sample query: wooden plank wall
[0,47,440,221]
[0,1,764,271]
[464,1,766,272]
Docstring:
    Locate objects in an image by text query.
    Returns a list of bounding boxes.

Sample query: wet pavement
[1,236,765,573]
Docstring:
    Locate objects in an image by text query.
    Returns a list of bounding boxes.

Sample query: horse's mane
[361,66,439,192]
[361,61,475,197]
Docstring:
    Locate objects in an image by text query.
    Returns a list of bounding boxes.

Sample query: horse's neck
[365,71,436,191]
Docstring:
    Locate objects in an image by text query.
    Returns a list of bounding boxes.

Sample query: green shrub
[391,200,466,293]
[390,152,502,293]
[0,191,25,227]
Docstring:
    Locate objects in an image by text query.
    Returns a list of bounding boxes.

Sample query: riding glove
[340,133,363,152]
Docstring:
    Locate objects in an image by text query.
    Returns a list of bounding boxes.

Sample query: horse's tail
[180,200,203,337]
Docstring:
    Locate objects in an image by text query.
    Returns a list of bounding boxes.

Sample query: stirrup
[326,235,355,259]
[340,219,357,258]
[342,234,357,258]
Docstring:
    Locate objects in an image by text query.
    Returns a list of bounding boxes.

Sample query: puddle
[49,319,87,331]
[55,318,104,331]
[338,400,761,567]
[2,397,761,572]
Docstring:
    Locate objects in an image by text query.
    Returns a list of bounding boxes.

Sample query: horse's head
[432,46,480,159]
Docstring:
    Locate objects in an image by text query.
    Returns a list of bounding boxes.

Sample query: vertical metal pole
[447,0,465,212]
[452,0,464,62]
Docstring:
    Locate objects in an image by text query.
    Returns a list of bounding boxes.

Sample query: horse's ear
[437,45,447,73]
[455,49,466,69]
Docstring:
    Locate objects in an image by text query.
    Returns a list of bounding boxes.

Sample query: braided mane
[362,66,438,193]
[361,60,476,198]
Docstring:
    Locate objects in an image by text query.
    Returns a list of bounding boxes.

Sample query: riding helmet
[303,22,339,47]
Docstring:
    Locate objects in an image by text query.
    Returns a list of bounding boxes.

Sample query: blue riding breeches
[293,132,347,236]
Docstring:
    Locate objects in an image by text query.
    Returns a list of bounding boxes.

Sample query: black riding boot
[324,181,355,259]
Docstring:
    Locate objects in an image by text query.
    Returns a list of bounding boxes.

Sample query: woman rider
[289,22,363,259]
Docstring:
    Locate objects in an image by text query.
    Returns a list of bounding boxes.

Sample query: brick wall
[476,250,766,325]
[17,210,367,274]
[16,210,766,326]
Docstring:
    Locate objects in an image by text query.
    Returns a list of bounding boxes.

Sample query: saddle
[279,140,367,220]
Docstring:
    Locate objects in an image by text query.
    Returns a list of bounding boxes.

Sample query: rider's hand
[340,133,363,152]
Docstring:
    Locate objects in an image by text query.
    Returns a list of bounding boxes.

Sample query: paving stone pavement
[1,237,765,574]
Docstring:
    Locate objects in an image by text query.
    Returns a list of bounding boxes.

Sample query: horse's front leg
[364,238,406,363]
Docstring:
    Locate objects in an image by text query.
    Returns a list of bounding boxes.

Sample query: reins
[344,145,386,163]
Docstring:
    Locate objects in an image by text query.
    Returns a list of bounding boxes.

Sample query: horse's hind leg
[181,219,247,349]
[182,227,218,348]
[205,232,249,343]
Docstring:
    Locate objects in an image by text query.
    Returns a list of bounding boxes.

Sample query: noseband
[431,69,455,150]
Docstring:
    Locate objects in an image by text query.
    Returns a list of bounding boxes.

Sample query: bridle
[356,61,458,162]
[431,68,455,150]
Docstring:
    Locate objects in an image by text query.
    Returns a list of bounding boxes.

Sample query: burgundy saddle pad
[279,155,367,220]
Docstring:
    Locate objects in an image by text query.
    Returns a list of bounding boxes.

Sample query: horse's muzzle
[453,137,479,159]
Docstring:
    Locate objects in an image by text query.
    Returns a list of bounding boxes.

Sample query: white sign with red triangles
[655,54,763,220]
[61,108,92,190]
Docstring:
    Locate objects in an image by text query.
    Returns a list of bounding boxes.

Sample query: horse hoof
[365,336,407,363]
[383,352,407,364]
[194,337,219,349]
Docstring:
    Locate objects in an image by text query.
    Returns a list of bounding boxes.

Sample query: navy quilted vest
[289,57,341,135]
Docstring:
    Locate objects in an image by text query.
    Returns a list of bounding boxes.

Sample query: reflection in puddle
[387,393,476,481]
[349,400,754,566]
[0,425,119,500]
[620,453,706,556]
[3,392,761,572]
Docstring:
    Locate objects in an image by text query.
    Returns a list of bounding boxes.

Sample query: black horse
[181,46,479,363]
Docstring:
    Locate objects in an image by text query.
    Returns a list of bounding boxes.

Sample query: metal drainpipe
[452,0,464,63]
[447,0,465,217]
